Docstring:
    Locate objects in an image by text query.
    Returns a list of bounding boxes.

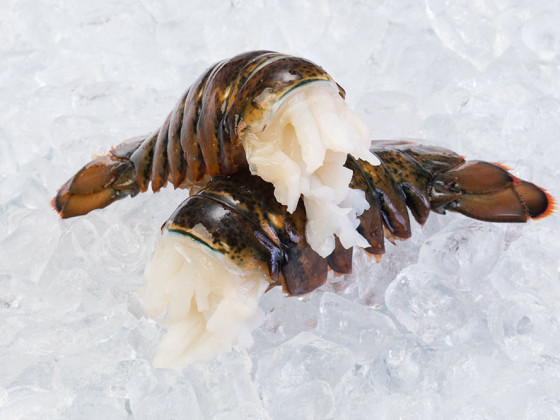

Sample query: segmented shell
[130,51,342,193]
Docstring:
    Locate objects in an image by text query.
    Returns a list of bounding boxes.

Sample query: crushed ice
[1,0,559,418]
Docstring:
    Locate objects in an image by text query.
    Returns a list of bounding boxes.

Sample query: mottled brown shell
[131,51,342,193]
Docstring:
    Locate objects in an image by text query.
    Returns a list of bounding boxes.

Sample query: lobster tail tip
[50,195,63,216]
[483,164,555,221]
[530,187,556,220]
[52,179,121,219]
[51,179,73,218]
[52,155,140,219]
[432,160,555,223]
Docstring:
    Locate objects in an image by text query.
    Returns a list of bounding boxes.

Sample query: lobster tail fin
[52,140,144,218]
[431,161,553,222]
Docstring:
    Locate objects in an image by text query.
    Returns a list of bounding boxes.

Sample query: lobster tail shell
[350,141,553,254]
[53,51,342,218]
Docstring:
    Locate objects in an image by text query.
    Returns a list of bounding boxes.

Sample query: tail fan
[52,139,144,218]
[431,161,554,222]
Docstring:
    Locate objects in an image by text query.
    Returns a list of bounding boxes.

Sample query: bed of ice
[1,0,559,418]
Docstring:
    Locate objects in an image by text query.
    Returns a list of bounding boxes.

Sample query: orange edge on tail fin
[491,162,554,220]
[493,162,512,172]
[533,189,556,220]
[50,197,62,216]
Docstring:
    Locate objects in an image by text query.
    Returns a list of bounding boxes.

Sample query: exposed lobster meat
[160,141,552,296]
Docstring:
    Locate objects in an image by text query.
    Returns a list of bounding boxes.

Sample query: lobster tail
[431,161,553,222]
[53,51,362,225]
[340,141,553,259]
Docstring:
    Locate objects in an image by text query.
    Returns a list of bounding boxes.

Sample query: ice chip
[316,293,397,362]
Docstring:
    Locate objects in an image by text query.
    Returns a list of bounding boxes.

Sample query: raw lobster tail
[52,51,341,219]
[348,141,553,255]
[161,141,553,296]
